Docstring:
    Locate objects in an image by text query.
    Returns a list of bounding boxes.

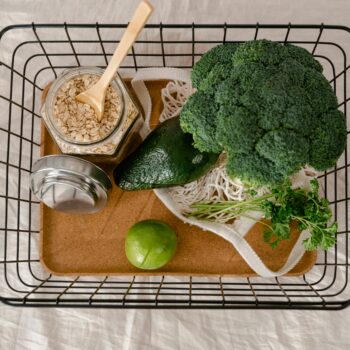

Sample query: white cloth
[1,1,350,349]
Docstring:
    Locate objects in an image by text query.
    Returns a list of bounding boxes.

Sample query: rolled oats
[52,74,122,143]
[42,67,143,162]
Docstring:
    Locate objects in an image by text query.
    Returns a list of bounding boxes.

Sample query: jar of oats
[41,67,143,163]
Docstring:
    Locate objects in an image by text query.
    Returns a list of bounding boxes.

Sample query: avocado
[114,117,219,190]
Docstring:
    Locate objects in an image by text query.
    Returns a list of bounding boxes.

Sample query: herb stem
[186,179,337,251]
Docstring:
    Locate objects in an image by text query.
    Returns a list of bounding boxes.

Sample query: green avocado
[114,117,219,190]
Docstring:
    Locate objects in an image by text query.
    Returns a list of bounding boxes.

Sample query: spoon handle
[99,0,154,89]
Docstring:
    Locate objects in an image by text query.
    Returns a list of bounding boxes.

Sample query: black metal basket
[0,23,349,309]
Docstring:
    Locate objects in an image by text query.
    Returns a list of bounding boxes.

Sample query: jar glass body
[41,67,143,164]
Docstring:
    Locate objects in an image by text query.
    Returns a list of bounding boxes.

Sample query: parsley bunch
[189,179,337,251]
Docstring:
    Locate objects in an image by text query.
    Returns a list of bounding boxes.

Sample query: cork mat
[40,80,316,276]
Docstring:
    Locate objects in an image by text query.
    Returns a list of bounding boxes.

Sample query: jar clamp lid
[31,155,112,214]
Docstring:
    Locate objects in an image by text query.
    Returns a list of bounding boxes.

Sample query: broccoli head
[180,40,347,186]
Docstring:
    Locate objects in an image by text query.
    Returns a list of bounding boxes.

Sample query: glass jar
[41,67,143,164]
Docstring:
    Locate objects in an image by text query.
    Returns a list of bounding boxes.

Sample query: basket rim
[0,22,349,309]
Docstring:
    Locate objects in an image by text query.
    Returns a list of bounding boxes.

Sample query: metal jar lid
[30,155,112,214]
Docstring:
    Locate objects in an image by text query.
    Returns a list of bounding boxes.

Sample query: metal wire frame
[0,23,349,309]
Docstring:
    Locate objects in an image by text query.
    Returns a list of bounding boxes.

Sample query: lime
[125,220,177,270]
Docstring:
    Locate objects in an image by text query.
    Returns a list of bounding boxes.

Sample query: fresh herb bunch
[189,179,337,251]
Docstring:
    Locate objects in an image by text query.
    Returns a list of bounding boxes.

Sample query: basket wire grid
[0,23,349,309]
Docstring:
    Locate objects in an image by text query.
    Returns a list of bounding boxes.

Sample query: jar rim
[44,66,125,146]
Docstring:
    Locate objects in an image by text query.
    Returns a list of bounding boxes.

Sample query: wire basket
[0,23,349,309]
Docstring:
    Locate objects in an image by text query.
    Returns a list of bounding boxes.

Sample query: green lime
[125,220,177,270]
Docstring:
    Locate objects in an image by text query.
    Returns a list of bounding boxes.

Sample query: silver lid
[30,155,112,214]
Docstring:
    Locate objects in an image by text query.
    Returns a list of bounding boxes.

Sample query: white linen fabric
[1,1,350,349]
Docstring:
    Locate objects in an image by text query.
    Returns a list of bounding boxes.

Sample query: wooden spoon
[76,0,154,121]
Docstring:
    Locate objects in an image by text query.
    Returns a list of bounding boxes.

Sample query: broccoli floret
[232,39,288,66]
[180,40,347,186]
[230,61,273,92]
[256,74,287,130]
[217,105,263,154]
[216,63,277,117]
[191,43,238,89]
[277,59,306,85]
[303,68,338,116]
[285,44,323,72]
[282,87,314,136]
[226,152,285,186]
[215,77,241,108]
[198,63,233,94]
[180,90,222,154]
[309,109,347,170]
[274,60,316,135]
[256,129,309,175]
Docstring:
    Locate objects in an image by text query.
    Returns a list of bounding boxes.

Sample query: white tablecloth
[1,0,349,349]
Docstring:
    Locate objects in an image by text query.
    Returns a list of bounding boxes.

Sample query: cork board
[40,80,316,276]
